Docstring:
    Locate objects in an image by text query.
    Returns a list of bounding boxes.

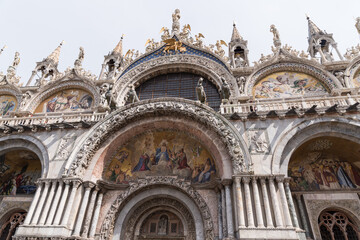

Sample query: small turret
[26,41,64,86]
[306,15,343,63]
[99,35,124,80]
[228,23,249,68]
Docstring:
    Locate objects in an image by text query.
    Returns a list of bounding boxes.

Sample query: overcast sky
[0,0,360,84]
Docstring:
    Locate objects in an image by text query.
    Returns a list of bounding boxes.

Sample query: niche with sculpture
[288,137,360,191]
[103,130,218,184]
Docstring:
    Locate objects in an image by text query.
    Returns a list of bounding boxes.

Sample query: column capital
[234,177,242,185]
[259,177,267,185]
[276,176,285,183]
[251,176,259,183]
[294,193,303,200]
[221,179,233,186]
[241,176,251,184]
[84,181,96,189]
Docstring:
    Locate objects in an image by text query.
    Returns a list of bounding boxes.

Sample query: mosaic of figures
[103,130,217,184]
[253,71,328,98]
[289,152,360,191]
[0,95,17,116]
[34,89,93,113]
[0,150,41,195]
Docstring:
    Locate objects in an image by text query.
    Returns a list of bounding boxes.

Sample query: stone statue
[270,24,281,47]
[335,71,346,87]
[221,77,231,100]
[20,91,32,109]
[172,9,181,34]
[196,77,206,103]
[99,83,111,108]
[127,85,139,103]
[12,52,20,68]
[237,76,246,94]
[74,47,85,68]
[6,52,21,85]
[355,17,360,35]
[145,38,157,53]
[250,131,269,153]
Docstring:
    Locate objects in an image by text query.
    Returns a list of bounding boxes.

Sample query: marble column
[89,191,104,238]
[46,180,63,225]
[31,180,51,224]
[276,177,293,227]
[73,182,95,236]
[224,181,234,238]
[242,177,254,227]
[295,194,311,238]
[53,180,70,225]
[39,180,57,225]
[26,70,36,86]
[82,187,99,238]
[260,178,273,228]
[217,188,223,240]
[24,181,43,225]
[234,178,245,228]
[252,177,264,227]
[268,177,283,228]
[284,178,300,228]
[221,186,227,237]
[332,42,344,60]
[61,180,81,226]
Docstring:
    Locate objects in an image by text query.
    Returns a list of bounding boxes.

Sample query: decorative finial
[355,17,360,35]
[305,13,310,20]
[113,34,124,55]
[233,20,236,27]
[46,41,65,66]
[0,45,7,56]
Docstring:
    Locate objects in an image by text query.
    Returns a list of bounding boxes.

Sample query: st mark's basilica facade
[1,9,360,240]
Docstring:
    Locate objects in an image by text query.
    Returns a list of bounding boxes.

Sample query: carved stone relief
[123,198,196,240]
[247,129,270,154]
[99,176,215,240]
[52,135,77,161]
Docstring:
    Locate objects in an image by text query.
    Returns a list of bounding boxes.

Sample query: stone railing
[221,95,360,118]
[0,111,107,128]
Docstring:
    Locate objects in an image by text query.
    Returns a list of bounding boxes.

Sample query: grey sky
[0,0,359,84]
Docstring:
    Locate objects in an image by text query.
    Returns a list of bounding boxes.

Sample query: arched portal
[0,211,27,240]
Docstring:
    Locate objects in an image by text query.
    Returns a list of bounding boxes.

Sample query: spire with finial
[306,15,324,40]
[231,22,243,42]
[46,41,64,66]
[112,34,124,55]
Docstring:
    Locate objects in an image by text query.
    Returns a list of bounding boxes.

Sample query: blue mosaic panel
[119,41,229,78]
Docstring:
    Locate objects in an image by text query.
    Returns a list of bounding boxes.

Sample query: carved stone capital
[83,181,96,189]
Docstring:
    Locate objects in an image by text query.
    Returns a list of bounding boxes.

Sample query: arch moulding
[271,118,360,175]
[100,176,213,240]
[113,54,239,106]
[63,98,251,178]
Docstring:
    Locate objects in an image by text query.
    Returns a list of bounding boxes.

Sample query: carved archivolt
[113,54,238,105]
[99,176,214,240]
[64,99,250,178]
[24,80,100,112]
[0,85,22,108]
[344,55,360,88]
[123,198,196,240]
[246,62,341,97]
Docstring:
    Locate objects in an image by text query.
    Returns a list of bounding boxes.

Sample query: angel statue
[270,24,281,48]
[12,52,20,68]
[126,85,139,103]
[215,40,228,58]
[145,38,157,53]
[356,17,360,35]
[180,24,191,40]
[172,9,181,34]
[194,33,205,48]
[196,77,206,104]
[6,52,21,85]
[124,49,135,65]
[74,47,85,68]
[160,27,170,41]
